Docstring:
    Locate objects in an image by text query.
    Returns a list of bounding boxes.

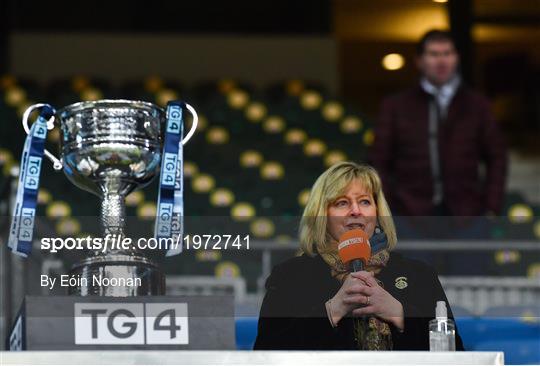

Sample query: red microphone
[338,229,371,272]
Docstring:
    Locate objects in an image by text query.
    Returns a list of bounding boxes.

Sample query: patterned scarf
[320,228,393,351]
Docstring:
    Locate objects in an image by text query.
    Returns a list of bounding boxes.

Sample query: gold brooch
[395,276,408,289]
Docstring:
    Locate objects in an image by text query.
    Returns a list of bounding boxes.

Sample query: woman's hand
[346,271,404,331]
[327,272,372,325]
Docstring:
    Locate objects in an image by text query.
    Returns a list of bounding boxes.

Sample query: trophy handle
[182,103,198,145]
[22,103,63,171]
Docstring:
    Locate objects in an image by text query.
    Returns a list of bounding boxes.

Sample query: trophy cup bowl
[59,100,163,201]
[21,99,197,296]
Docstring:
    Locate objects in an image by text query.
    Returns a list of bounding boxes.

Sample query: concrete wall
[9,33,338,92]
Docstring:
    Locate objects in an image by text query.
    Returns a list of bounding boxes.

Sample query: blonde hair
[299,162,397,259]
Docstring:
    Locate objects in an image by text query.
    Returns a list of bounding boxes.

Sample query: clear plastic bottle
[429,301,456,351]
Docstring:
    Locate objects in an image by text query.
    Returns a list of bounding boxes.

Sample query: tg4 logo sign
[74,302,188,345]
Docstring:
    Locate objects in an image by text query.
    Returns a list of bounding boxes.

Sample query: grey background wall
[9,33,338,92]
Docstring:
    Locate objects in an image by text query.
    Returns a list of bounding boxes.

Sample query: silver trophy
[22,100,198,296]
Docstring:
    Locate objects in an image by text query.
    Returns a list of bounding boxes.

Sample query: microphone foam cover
[337,229,371,265]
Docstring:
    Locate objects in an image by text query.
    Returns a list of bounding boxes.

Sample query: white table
[0,350,504,365]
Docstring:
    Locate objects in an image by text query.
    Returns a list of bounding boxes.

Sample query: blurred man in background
[370,30,507,221]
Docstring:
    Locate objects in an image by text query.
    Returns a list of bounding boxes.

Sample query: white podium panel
[1,350,504,365]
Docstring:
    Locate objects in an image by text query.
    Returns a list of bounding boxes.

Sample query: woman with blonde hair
[254,162,463,350]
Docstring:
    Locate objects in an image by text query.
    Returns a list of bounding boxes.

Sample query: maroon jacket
[370,84,507,216]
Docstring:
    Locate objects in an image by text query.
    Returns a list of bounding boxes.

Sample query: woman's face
[327,179,378,244]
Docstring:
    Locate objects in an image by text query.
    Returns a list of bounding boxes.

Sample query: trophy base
[68,254,165,296]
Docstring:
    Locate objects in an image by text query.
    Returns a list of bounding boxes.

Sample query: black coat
[254,252,464,350]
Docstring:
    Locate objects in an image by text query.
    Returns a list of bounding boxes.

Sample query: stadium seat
[474,339,540,365]
[457,317,540,351]
[451,306,474,317]
[483,305,540,318]
[235,317,259,350]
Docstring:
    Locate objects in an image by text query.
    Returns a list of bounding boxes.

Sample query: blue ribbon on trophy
[8,105,55,257]
[155,101,185,256]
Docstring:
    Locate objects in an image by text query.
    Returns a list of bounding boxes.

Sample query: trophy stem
[101,193,126,238]
[68,183,166,296]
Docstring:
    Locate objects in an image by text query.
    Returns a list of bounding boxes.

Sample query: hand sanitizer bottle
[429,301,456,351]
